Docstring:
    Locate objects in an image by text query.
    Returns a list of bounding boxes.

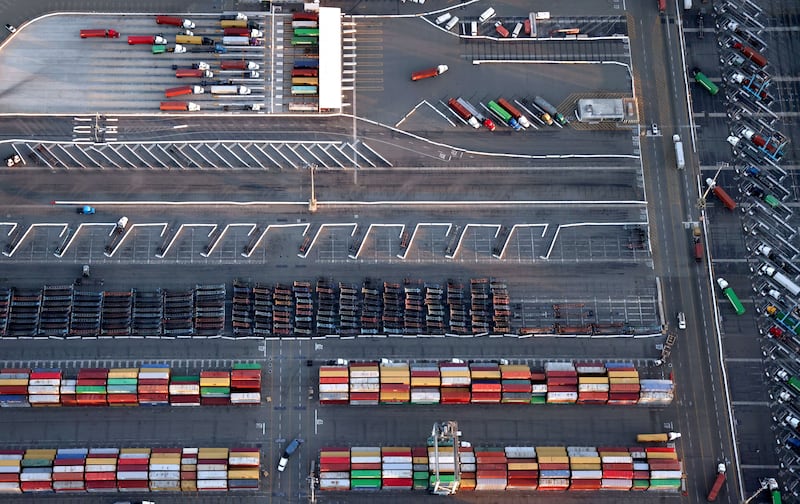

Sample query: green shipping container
[429,474,456,485]
[530,395,547,404]
[107,385,137,393]
[21,459,53,467]
[350,470,381,479]
[75,386,106,394]
[649,478,681,488]
[764,194,781,208]
[200,387,231,395]
[233,363,261,370]
[350,479,381,489]
[107,378,138,385]
[172,375,200,382]
[152,45,166,54]
[632,479,650,489]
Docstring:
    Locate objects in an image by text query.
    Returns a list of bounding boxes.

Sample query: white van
[470,21,478,36]
[445,16,459,31]
[478,7,496,23]
[435,12,452,25]
[677,312,686,330]
[512,22,523,38]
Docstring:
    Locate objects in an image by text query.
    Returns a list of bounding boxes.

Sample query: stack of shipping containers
[350,447,381,490]
[531,369,547,403]
[576,362,609,404]
[379,362,410,404]
[537,446,570,491]
[139,364,170,406]
[200,371,230,405]
[505,447,538,490]
[500,364,531,403]
[545,363,578,404]
[475,448,507,490]
[439,362,470,404]
[230,363,262,405]
[638,379,675,405]
[180,447,198,491]
[169,374,201,406]
[77,368,107,406]
[20,449,56,493]
[410,363,440,404]
[149,448,181,491]
[197,447,228,491]
[54,448,88,492]
[349,362,379,405]
[27,369,60,406]
[227,447,260,490]
[319,447,349,491]
[599,447,633,490]
[469,363,501,403]
[107,368,138,406]
[0,369,29,407]
[85,447,118,492]
[412,447,429,490]
[568,446,602,490]
[458,445,475,491]
[427,443,456,489]
[645,446,682,490]
[607,362,641,404]
[318,365,349,404]
[381,447,412,490]
[117,448,150,493]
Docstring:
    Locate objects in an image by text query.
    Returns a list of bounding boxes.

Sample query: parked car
[77,205,96,215]
[5,24,16,33]
[277,438,303,472]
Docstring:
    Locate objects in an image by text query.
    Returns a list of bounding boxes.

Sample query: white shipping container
[349,377,379,384]
[381,470,413,479]
[571,470,603,479]
[350,456,381,464]
[319,383,348,393]
[149,471,180,480]
[230,392,261,403]
[351,446,381,452]
[89,448,119,455]
[0,466,20,474]
[381,462,412,470]
[349,384,379,392]
[547,392,578,401]
[601,456,632,464]
[196,479,227,489]
[228,456,260,466]
[196,464,227,471]
[531,384,548,393]
[460,454,476,463]
[320,471,349,479]
[576,365,606,374]
[28,379,61,386]
[650,471,682,480]
[538,478,570,487]
[410,390,440,403]
[52,480,83,490]
[381,457,412,465]
[28,394,60,403]
[138,372,170,380]
[53,466,84,473]
[149,464,180,471]
[601,478,632,488]
[578,384,609,392]
[169,384,200,394]
[0,454,22,461]
[545,362,575,372]
[0,482,21,493]
[567,446,598,454]
[504,447,536,458]
[117,471,149,480]
[183,447,199,454]
[20,472,52,482]
[84,464,116,472]
[349,370,380,378]
[461,463,476,472]
[319,392,348,401]
[440,377,470,386]
[319,478,350,490]
[197,470,228,479]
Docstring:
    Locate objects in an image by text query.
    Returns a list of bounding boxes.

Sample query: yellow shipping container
[537,456,569,464]
[181,480,198,491]
[569,456,602,464]
[198,448,229,457]
[150,482,181,491]
[199,377,230,387]
[500,364,530,373]
[0,379,29,386]
[609,377,640,384]
[228,468,260,479]
[24,449,56,458]
[607,370,639,378]
[410,377,440,387]
[381,446,411,453]
[86,458,117,465]
[536,447,567,455]
[120,448,151,455]
[0,460,20,467]
[646,451,678,460]
[507,462,538,470]
[379,392,409,401]
[578,376,609,384]
[471,371,501,379]
[322,450,351,458]
[570,463,602,470]
[108,368,139,378]
[412,456,428,464]
[320,369,348,378]
[181,464,197,471]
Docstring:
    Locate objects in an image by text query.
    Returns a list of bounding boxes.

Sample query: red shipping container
[440,388,470,403]
[77,370,108,379]
[570,479,602,490]
[602,469,633,479]
[180,470,196,479]
[350,463,381,470]
[411,370,439,377]
[230,379,261,389]
[1,368,30,374]
[507,470,539,478]
[319,398,348,405]
[633,470,650,479]
[0,386,29,394]
[200,397,230,405]
[53,472,84,481]
[55,458,85,466]
[76,379,107,386]
[117,464,148,471]
[348,392,378,401]
[319,462,349,472]
[85,471,116,481]
[645,447,677,453]
[547,384,577,392]
[169,395,200,404]
[501,383,532,392]
[117,480,148,490]
[506,479,539,489]
[138,378,168,386]
[382,478,413,487]
[319,447,350,452]
[60,395,78,406]
[107,394,139,404]
[138,385,168,394]
[29,371,61,379]
[200,371,229,378]
[547,377,578,385]
[319,377,347,384]
[0,449,24,455]
[197,458,227,465]
[476,463,506,471]
[76,394,107,405]
[476,469,507,478]
[470,392,501,402]
[21,481,53,491]
[471,382,501,393]
[138,393,169,401]
[85,480,117,490]
[152,447,182,454]
[379,384,410,393]
[0,474,19,482]
[604,463,634,471]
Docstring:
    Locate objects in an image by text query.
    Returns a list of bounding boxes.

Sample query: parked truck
[128,35,168,45]
[175,68,214,78]
[673,134,685,169]
[497,98,532,128]
[706,463,727,501]
[760,265,800,297]
[456,98,496,131]
[160,101,201,112]
[222,36,262,46]
[636,432,682,443]
[152,44,186,54]
[692,223,703,262]
[411,65,448,81]
[165,85,204,98]
[223,27,263,38]
[447,98,481,129]
[156,16,195,29]
[210,85,251,95]
[731,127,781,154]
[80,29,119,38]
[732,42,768,68]
[176,35,215,45]
[494,21,510,38]
[222,60,260,71]
[533,95,566,125]
[717,277,745,315]
[220,13,248,21]
[487,100,522,131]
[705,178,736,211]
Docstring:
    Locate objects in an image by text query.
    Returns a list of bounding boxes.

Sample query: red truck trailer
[410,64,448,81]
[128,35,167,45]
[156,16,195,29]
[175,68,213,78]
[694,241,704,262]
[223,27,263,37]
[706,178,736,211]
[220,60,259,71]
[447,98,480,128]
[80,29,119,39]
[658,0,667,12]
[160,101,200,112]
[732,42,767,67]
[292,68,318,77]
[165,86,204,98]
[706,463,726,501]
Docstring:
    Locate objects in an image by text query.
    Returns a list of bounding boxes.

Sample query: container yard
[319,360,674,406]
[0,446,259,493]
[0,363,261,407]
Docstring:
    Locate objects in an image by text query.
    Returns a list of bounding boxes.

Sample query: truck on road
[156,16,195,29]
[706,463,726,501]
[210,85,252,95]
[411,65,448,81]
[175,68,213,78]
[165,85,204,98]
[705,178,736,211]
[636,432,681,443]
[497,98,532,128]
[673,135,685,169]
[717,277,745,315]
[533,95,567,125]
[160,101,200,112]
[224,27,264,38]
[128,35,168,45]
[447,98,480,128]
[222,60,260,71]
[176,35,215,45]
[222,36,262,46]
[80,29,119,38]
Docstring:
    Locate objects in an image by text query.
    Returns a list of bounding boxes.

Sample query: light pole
[308,163,318,213]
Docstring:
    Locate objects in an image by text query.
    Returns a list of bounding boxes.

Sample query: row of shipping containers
[319,444,682,492]
[318,360,673,405]
[0,447,259,493]
[0,363,261,407]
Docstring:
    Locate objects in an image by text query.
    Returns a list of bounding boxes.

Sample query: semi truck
[673,135,685,169]
[760,265,800,297]
[717,277,745,315]
[128,35,168,45]
[156,16,195,29]
[732,127,781,154]
[692,68,719,95]
[80,29,119,38]
[175,68,213,78]
[497,98,532,128]
[152,44,186,54]
[165,85,204,98]
[636,432,681,443]
[487,101,522,131]
[533,95,567,125]
[706,463,726,501]
[176,35,215,45]
[705,178,736,211]
[456,98,496,131]
[222,36,262,46]
[222,60,260,71]
[210,85,252,95]
[730,72,773,103]
[692,223,703,262]
[220,19,259,29]
[411,65,448,81]
[224,27,264,38]
[160,101,200,112]
[732,42,768,68]
[447,98,481,128]
[494,21,510,38]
